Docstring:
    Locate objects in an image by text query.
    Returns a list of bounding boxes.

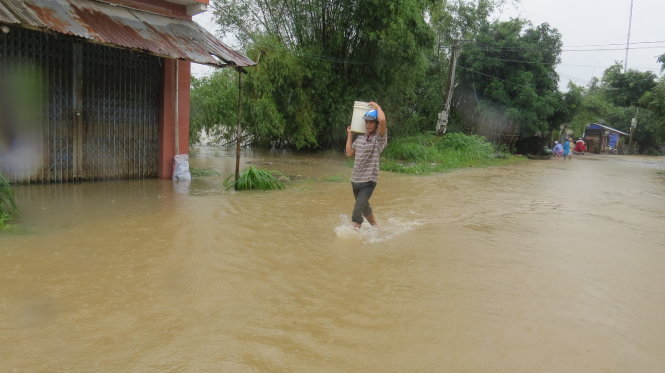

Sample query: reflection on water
[2,149,665,372]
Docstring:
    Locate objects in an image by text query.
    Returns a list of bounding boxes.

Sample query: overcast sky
[501,0,665,89]
[192,0,665,90]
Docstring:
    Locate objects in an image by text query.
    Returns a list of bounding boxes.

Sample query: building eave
[0,0,255,68]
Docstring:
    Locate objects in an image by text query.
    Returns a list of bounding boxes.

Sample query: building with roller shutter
[0,0,254,183]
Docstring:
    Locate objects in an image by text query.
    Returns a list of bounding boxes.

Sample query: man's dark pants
[351,181,377,224]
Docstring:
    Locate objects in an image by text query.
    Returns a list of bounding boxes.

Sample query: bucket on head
[350,101,373,134]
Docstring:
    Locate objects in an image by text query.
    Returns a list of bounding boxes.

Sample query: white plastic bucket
[350,101,373,133]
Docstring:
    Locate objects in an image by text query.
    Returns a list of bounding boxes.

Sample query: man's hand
[346,126,355,157]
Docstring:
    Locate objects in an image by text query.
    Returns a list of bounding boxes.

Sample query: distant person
[575,138,586,154]
[552,141,563,160]
[345,102,388,229]
[563,138,572,160]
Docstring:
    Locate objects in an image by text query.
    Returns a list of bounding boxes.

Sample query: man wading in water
[345,102,388,229]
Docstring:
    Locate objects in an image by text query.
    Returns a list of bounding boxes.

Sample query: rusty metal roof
[0,0,255,68]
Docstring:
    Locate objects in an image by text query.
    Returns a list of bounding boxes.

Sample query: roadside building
[0,0,255,183]
[583,123,629,154]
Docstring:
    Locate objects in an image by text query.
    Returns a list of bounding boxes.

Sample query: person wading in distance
[345,102,388,229]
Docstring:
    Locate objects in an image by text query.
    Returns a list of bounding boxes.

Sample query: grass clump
[0,171,18,230]
[381,133,515,174]
[224,166,285,191]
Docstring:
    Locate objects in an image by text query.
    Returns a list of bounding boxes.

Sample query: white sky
[192,0,665,90]
[501,0,665,90]
[191,12,219,78]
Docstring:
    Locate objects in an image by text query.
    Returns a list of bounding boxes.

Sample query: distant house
[0,0,255,183]
[583,123,629,154]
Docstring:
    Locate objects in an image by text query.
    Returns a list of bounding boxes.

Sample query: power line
[566,40,665,48]
[563,46,665,52]
[472,43,665,54]
[557,72,590,85]
[201,5,663,69]
[457,65,536,90]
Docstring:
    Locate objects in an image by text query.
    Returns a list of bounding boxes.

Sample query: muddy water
[1,149,665,372]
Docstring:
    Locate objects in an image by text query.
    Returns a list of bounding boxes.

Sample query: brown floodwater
[1,148,665,372]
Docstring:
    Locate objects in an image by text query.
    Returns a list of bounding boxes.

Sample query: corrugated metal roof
[588,123,629,136]
[0,0,255,68]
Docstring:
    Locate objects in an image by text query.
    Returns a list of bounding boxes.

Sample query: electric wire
[203,3,662,76]
[456,65,539,90]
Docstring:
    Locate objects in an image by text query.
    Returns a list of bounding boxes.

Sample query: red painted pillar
[158,59,191,179]
[178,61,192,156]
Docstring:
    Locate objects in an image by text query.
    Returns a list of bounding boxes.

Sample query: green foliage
[381,132,511,174]
[639,78,665,145]
[429,0,496,45]
[224,166,285,191]
[570,85,619,124]
[456,19,563,138]
[569,64,665,154]
[191,0,664,154]
[193,0,518,148]
[190,69,239,144]
[0,212,13,231]
[382,137,440,162]
[0,172,17,219]
[242,36,318,149]
[549,87,582,131]
[601,63,658,107]
[211,0,436,148]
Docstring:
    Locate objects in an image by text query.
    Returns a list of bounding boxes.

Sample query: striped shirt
[351,132,388,182]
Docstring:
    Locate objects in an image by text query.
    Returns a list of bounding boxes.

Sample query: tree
[637,76,665,152]
[601,62,658,107]
[190,69,239,144]
[569,63,665,154]
[212,0,435,149]
[568,82,619,133]
[428,0,496,58]
[548,87,582,139]
[454,18,563,144]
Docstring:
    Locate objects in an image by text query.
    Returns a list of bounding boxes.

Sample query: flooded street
[2,149,665,372]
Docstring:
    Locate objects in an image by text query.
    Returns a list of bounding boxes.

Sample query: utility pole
[628,107,638,153]
[624,0,634,72]
[436,40,463,136]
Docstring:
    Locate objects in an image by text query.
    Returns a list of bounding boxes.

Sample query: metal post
[72,43,83,182]
[235,71,243,185]
[174,59,180,155]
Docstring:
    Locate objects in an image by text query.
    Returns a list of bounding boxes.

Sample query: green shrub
[381,138,439,162]
[381,133,513,174]
[224,166,285,191]
[0,172,17,218]
[644,147,663,156]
